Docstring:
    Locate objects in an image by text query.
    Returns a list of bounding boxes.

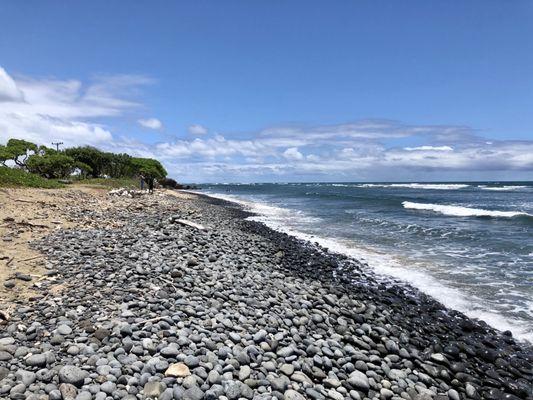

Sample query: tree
[5,139,38,168]
[130,157,167,179]
[27,153,76,179]
[64,146,107,178]
[101,152,134,178]
[75,162,93,178]
[0,145,13,167]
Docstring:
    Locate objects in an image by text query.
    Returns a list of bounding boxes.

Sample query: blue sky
[0,1,532,182]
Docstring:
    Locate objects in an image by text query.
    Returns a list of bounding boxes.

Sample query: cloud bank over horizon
[1,66,532,183]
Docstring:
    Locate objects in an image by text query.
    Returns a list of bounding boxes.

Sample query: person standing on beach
[148,177,154,193]
[140,174,145,190]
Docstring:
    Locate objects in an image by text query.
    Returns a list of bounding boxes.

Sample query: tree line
[0,138,167,180]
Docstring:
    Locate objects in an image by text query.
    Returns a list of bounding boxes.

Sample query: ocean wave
[402,201,533,218]
[478,185,528,191]
[355,183,469,190]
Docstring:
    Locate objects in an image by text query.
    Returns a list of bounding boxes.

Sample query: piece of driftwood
[19,255,45,263]
[137,316,168,325]
[18,221,50,229]
[14,198,47,205]
[175,219,206,231]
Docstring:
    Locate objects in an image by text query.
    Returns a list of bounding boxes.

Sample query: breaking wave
[402,201,533,219]
[355,183,470,190]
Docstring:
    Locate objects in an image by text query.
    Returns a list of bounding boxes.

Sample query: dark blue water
[199,182,533,342]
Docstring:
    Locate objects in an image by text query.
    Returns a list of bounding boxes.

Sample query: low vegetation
[0,167,64,188]
[0,138,168,188]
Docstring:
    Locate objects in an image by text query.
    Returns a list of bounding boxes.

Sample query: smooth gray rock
[25,354,47,367]
[144,381,164,398]
[347,370,369,391]
[15,369,36,386]
[59,365,88,387]
[284,389,306,400]
[183,385,203,400]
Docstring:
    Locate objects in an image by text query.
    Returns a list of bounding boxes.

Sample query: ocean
[198,181,533,342]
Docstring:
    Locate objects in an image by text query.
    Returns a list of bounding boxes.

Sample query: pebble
[59,365,88,387]
[25,354,47,367]
[56,324,72,335]
[347,370,369,391]
[165,363,190,377]
[59,383,77,400]
[143,381,164,398]
[284,389,306,400]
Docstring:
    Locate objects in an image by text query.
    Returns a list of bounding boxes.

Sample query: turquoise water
[199,182,533,342]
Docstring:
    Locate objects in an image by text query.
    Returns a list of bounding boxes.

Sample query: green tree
[64,146,107,178]
[130,157,167,179]
[27,153,76,179]
[101,152,134,178]
[5,139,38,167]
[0,145,13,167]
[75,161,93,178]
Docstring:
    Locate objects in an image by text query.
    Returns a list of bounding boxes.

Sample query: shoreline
[191,190,533,344]
[0,188,532,400]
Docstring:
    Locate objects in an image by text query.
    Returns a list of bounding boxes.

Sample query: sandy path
[0,187,197,309]
[0,186,110,307]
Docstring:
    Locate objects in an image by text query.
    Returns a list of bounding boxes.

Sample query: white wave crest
[355,183,469,190]
[478,185,527,191]
[403,201,532,218]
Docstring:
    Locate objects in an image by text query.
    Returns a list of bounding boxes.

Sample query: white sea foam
[354,183,469,190]
[201,190,533,342]
[402,201,533,218]
[478,185,528,191]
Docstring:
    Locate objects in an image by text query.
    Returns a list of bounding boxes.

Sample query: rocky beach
[0,188,532,400]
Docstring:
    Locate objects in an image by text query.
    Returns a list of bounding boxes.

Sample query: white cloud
[0,67,24,102]
[0,66,151,147]
[138,118,163,130]
[283,147,304,161]
[188,124,208,135]
[404,145,453,151]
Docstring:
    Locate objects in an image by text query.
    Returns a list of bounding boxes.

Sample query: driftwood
[19,255,45,263]
[175,219,206,231]
[14,198,47,205]
[18,220,50,229]
[2,219,50,229]
[136,316,168,325]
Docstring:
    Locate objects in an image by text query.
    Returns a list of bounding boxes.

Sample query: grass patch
[74,177,140,189]
[0,167,64,188]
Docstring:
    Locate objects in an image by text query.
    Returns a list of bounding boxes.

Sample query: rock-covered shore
[1,190,532,400]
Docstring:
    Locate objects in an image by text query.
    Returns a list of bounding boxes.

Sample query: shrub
[0,166,64,188]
